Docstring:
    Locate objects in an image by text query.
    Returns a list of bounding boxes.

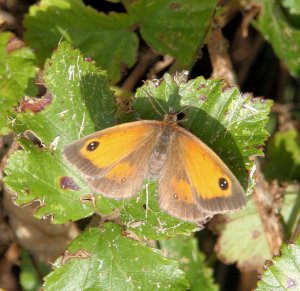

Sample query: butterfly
[62,107,246,223]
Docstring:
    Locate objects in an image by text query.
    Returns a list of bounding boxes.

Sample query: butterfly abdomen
[147,125,175,180]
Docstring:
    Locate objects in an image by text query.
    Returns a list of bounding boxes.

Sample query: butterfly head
[163,107,179,124]
[163,107,187,125]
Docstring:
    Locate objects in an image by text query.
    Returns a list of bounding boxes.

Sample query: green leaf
[20,250,50,291]
[256,236,300,291]
[263,130,300,182]
[0,32,37,134]
[160,236,218,291]
[120,182,199,240]
[281,184,300,241]
[44,223,189,291]
[4,41,117,223]
[24,0,138,83]
[282,0,300,14]
[254,0,300,76]
[128,0,218,66]
[24,0,219,83]
[212,188,299,270]
[212,199,272,270]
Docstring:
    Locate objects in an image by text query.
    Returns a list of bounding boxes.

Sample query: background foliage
[0,0,299,290]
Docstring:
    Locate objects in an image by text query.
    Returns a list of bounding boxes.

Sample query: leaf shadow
[79,73,116,131]
[264,137,300,182]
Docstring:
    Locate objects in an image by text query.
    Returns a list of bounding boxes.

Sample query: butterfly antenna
[176,96,200,115]
[142,85,167,116]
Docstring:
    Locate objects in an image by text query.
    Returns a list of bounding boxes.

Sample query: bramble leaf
[160,236,218,290]
[24,0,138,83]
[44,223,189,290]
[0,32,37,134]
[4,42,117,223]
[255,0,300,77]
[256,235,300,290]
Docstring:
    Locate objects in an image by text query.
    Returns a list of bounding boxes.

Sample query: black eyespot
[219,178,229,190]
[86,141,99,151]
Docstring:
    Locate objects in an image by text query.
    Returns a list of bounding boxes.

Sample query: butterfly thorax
[147,117,178,180]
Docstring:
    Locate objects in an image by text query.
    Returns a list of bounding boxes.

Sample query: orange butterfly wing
[158,143,213,223]
[157,125,246,222]
[63,121,161,198]
[177,127,246,212]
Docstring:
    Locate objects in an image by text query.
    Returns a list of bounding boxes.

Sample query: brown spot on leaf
[169,3,181,10]
[60,176,80,191]
[257,274,262,281]
[252,230,261,239]
[18,92,52,113]
[20,198,45,210]
[159,34,165,41]
[122,230,130,237]
[121,229,140,241]
[24,188,30,195]
[7,37,25,53]
[263,260,273,270]
[84,57,93,62]
[42,213,54,222]
[80,194,96,207]
[286,278,297,288]
[61,249,90,265]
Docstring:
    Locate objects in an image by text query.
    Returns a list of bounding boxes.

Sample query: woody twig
[252,160,284,255]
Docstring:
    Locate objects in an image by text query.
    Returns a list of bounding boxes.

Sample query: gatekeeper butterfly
[63,98,246,222]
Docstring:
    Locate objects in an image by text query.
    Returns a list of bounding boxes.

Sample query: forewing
[63,121,160,198]
[178,128,246,213]
[86,139,157,198]
[63,121,159,176]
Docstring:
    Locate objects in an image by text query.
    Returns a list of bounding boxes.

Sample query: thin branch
[252,160,284,255]
[207,23,237,86]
